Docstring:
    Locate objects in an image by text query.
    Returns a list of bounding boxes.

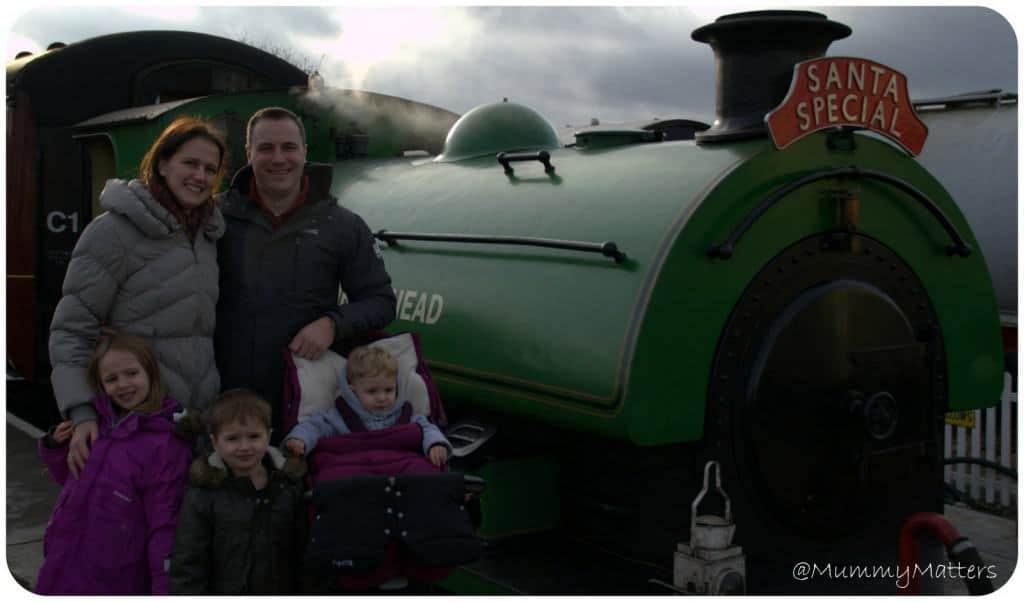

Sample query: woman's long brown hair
[137,117,228,231]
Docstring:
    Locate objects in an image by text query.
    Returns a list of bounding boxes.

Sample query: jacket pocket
[91,483,146,568]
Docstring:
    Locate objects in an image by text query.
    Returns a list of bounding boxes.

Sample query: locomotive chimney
[692,10,851,143]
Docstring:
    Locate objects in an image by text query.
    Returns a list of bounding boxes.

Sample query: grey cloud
[7,6,1016,129]
[9,6,338,61]
[825,6,1017,98]
[355,7,720,126]
[10,7,164,49]
[198,6,341,40]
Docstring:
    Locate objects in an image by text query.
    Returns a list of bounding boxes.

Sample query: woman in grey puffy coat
[49,116,227,476]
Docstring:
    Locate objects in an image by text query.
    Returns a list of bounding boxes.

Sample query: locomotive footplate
[439,530,674,594]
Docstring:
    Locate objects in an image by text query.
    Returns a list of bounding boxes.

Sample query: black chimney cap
[692,10,851,143]
[692,10,851,44]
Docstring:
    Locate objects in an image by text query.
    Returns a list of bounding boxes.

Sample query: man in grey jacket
[215,107,396,438]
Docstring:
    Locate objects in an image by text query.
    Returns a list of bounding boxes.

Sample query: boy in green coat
[170,390,307,593]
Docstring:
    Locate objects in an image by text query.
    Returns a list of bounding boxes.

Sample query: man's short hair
[347,345,399,383]
[245,106,307,150]
[207,389,273,436]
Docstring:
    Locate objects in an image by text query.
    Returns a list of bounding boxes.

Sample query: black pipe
[947,538,995,595]
[707,166,972,260]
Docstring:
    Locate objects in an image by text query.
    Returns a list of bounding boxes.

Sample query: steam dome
[436,100,560,162]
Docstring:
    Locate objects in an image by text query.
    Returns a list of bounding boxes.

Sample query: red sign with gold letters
[766,57,928,156]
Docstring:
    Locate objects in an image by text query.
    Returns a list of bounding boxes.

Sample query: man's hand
[288,316,336,360]
[284,438,306,456]
[68,420,98,478]
[428,444,449,467]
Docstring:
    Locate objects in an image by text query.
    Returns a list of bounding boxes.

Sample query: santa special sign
[766,57,928,156]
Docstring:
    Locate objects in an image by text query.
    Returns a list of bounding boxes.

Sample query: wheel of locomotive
[703,233,946,593]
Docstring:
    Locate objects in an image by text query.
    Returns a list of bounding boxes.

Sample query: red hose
[898,512,962,594]
[898,511,997,595]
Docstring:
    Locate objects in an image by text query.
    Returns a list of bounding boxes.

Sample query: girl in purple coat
[35,333,192,594]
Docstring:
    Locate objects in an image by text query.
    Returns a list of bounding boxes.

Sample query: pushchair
[281,332,483,591]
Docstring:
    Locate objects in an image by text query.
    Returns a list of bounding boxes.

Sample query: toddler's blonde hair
[346,345,398,384]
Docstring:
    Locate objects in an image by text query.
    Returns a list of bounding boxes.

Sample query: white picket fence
[943,371,1017,514]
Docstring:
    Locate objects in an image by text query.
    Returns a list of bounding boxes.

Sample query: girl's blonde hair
[207,389,272,437]
[87,333,165,415]
[346,345,398,383]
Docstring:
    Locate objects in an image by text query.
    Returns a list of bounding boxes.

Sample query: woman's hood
[99,178,224,241]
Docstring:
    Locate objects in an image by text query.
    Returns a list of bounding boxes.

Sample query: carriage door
[76,134,117,218]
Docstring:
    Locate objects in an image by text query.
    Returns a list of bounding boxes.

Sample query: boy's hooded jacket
[35,394,191,594]
[169,447,307,594]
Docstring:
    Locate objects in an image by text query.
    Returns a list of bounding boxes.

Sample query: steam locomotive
[6,9,1006,594]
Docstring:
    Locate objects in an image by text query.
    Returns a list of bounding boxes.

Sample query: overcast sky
[3,3,1019,128]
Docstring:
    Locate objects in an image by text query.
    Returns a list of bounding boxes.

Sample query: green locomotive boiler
[6,9,1005,595]
[333,10,1004,594]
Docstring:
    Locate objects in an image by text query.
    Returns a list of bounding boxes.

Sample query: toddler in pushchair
[281,332,482,592]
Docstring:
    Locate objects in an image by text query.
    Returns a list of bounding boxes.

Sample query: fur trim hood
[189,446,305,488]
